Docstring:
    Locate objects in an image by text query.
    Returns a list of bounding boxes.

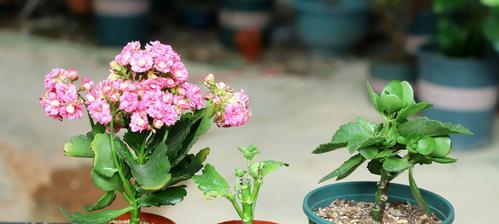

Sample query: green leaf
[379,80,415,114]
[238,145,260,161]
[319,154,365,183]
[430,137,452,157]
[398,117,473,137]
[114,138,135,162]
[248,160,288,178]
[367,160,382,175]
[434,0,470,13]
[331,118,379,153]
[61,206,132,224]
[483,8,499,51]
[313,142,346,154]
[359,147,379,159]
[376,150,396,158]
[130,143,171,191]
[409,167,431,216]
[83,191,116,212]
[416,137,435,155]
[92,134,118,178]
[137,186,187,207]
[192,164,230,198]
[431,156,457,164]
[91,170,122,192]
[168,148,210,186]
[367,81,381,112]
[396,102,432,121]
[64,134,94,158]
[482,0,499,6]
[383,157,412,172]
[123,130,150,151]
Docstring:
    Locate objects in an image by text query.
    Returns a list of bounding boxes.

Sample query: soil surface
[315,199,441,224]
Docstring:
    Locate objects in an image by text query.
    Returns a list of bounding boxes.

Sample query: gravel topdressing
[315,199,442,224]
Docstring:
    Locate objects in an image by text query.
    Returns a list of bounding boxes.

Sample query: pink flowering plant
[39,41,251,224]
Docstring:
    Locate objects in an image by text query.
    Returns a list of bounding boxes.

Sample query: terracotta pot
[65,0,92,15]
[113,212,175,224]
[235,29,263,61]
[219,220,278,224]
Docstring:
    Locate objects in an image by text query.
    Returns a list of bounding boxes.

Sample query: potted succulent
[303,81,472,223]
[292,0,370,56]
[417,0,499,149]
[39,41,252,223]
[369,0,419,93]
[193,145,288,224]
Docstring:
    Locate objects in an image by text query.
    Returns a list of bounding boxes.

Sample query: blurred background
[0,0,498,223]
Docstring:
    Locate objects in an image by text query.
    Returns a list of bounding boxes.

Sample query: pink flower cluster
[204,74,251,127]
[40,41,251,132]
[39,68,84,120]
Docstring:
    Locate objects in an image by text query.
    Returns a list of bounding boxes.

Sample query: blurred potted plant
[482,0,499,51]
[193,145,287,224]
[177,0,218,29]
[369,0,419,93]
[93,0,150,46]
[292,0,370,56]
[303,81,472,224]
[39,41,252,224]
[417,0,499,150]
[218,0,274,60]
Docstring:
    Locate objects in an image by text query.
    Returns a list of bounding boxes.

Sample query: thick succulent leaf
[318,154,365,183]
[409,167,431,216]
[379,80,415,113]
[331,118,379,153]
[430,137,452,157]
[83,191,116,212]
[238,145,260,161]
[367,81,381,112]
[91,170,122,192]
[64,134,94,158]
[396,102,432,121]
[168,148,210,186]
[248,160,288,178]
[61,206,132,224]
[416,137,435,156]
[359,147,379,159]
[123,130,150,151]
[165,112,197,159]
[92,134,118,178]
[137,186,187,207]
[430,156,457,164]
[376,150,396,158]
[192,164,230,199]
[367,160,382,175]
[313,142,347,154]
[383,157,412,172]
[130,143,171,191]
[398,117,472,137]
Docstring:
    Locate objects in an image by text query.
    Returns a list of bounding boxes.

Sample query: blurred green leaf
[137,186,187,207]
[61,206,131,224]
[398,117,473,137]
[83,191,116,212]
[431,156,458,164]
[434,0,470,13]
[359,147,379,159]
[367,81,381,113]
[319,154,365,183]
[64,134,94,158]
[238,145,260,161]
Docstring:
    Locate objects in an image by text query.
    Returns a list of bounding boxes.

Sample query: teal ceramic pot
[303,181,454,224]
[94,0,150,46]
[417,45,499,150]
[293,0,369,56]
[369,61,417,94]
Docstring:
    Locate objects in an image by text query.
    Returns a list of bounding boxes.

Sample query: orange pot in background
[219,220,278,224]
[65,0,92,15]
[113,212,175,224]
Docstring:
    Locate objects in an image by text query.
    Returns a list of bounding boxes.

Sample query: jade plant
[313,80,472,222]
[192,145,288,224]
[39,41,251,224]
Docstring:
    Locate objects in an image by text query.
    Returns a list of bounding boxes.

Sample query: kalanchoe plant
[192,145,288,224]
[313,80,472,223]
[39,41,251,224]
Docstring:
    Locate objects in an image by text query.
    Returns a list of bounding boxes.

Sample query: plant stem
[251,178,262,211]
[226,194,245,220]
[241,181,253,224]
[372,170,391,223]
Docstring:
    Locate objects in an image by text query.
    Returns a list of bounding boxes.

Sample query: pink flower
[171,62,188,83]
[154,53,175,73]
[183,82,204,109]
[130,50,154,73]
[87,98,112,125]
[115,41,141,66]
[81,77,94,91]
[145,41,173,57]
[67,68,79,81]
[222,103,248,127]
[130,111,150,132]
[119,90,139,113]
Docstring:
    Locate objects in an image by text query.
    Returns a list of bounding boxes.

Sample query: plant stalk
[372,170,391,223]
[241,181,253,224]
[251,178,262,211]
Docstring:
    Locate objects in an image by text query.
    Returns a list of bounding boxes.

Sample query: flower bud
[235,168,246,177]
[67,68,79,81]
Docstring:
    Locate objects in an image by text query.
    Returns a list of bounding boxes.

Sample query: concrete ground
[0,31,497,224]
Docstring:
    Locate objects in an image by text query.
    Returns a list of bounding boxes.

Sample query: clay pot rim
[218,220,278,224]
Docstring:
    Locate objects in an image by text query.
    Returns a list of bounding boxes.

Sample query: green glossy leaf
[64,134,94,158]
[416,137,435,155]
[396,102,432,121]
[359,147,379,159]
[92,134,118,178]
[312,142,346,154]
[137,186,187,207]
[91,170,122,192]
[379,94,404,114]
[192,164,230,198]
[409,167,431,216]
[431,156,457,164]
[430,137,452,157]
[83,191,116,212]
[114,138,135,162]
[331,118,379,153]
[379,80,415,114]
[367,160,382,175]
[130,143,171,191]
[61,206,132,224]
[249,160,288,178]
[383,157,412,172]
[367,81,381,112]
[319,154,365,183]
[123,130,150,151]
[376,150,396,158]
[238,145,260,161]
[168,148,210,186]
[398,117,473,137]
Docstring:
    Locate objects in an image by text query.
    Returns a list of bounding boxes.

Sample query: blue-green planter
[417,45,498,150]
[369,61,417,94]
[94,0,150,46]
[303,182,454,224]
[293,0,369,56]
